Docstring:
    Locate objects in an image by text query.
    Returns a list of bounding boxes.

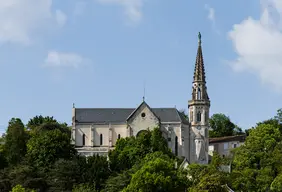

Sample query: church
[71,33,210,164]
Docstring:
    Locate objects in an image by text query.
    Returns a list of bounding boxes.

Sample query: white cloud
[205,4,215,22]
[0,0,66,45]
[97,0,143,22]
[43,51,88,68]
[229,0,282,91]
[205,4,219,34]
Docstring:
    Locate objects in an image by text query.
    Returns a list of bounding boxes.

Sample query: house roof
[75,107,189,124]
[209,135,246,144]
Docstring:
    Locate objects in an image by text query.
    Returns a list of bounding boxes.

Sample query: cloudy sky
[0,0,281,133]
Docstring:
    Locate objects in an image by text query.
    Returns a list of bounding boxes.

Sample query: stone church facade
[72,33,210,164]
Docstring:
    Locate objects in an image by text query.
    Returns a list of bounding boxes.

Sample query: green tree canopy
[11,185,26,192]
[26,128,76,168]
[4,118,28,166]
[209,113,243,138]
[187,153,230,192]
[27,115,58,130]
[109,127,172,173]
[73,183,98,192]
[230,120,282,191]
[122,152,188,192]
[8,164,46,191]
[27,115,70,136]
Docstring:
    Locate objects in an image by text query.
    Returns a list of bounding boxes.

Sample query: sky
[0,0,281,134]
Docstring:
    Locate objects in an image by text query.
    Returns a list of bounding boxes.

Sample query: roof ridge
[76,108,135,109]
[76,107,177,110]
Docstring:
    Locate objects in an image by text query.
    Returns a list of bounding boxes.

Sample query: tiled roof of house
[209,135,246,144]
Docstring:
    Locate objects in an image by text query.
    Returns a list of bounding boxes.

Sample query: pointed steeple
[188,32,210,165]
[193,32,206,83]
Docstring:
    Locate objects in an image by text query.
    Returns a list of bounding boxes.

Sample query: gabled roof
[75,106,188,124]
[126,101,160,122]
[209,135,246,144]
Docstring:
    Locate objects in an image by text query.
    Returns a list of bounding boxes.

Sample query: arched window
[197,87,201,100]
[118,134,121,140]
[100,134,103,146]
[82,134,86,146]
[191,111,193,121]
[197,111,201,122]
[175,136,178,156]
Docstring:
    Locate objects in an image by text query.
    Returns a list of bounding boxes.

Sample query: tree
[4,118,28,165]
[274,108,282,124]
[0,146,7,169]
[178,109,188,120]
[187,153,229,192]
[47,158,86,191]
[85,155,111,190]
[46,155,110,191]
[123,152,188,192]
[0,169,11,192]
[73,184,98,192]
[27,115,58,131]
[230,121,282,191]
[270,173,282,191]
[26,128,76,168]
[209,113,243,138]
[11,185,26,192]
[109,127,172,173]
[8,165,46,191]
[103,169,133,192]
[27,116,70,136]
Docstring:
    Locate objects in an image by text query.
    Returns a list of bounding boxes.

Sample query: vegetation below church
[2,110,282,191]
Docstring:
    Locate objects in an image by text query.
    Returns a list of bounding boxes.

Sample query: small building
[208,135,246,158]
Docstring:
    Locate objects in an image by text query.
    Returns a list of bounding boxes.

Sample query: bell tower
[188,32,210,164]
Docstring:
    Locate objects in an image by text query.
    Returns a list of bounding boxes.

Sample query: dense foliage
[1,109,282,191]
[209,113,244,137]
[0,116,191,191]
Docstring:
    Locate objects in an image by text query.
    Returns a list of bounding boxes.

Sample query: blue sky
[0,0,281,134]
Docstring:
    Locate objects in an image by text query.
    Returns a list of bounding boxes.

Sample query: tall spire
[193,32,206,83]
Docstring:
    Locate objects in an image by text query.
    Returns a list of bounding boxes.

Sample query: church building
[72,33,210,164]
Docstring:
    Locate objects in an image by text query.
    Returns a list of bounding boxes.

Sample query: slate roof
[209,135,246,144]
[75,108,189,124]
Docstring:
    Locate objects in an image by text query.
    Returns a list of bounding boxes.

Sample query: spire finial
[198,32,201,44]
[193,31,206,83]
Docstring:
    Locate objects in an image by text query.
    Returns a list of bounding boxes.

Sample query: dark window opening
[100,134,103,146]
[197,112,201,122]
[175,136,178,156]
[118,134,121,140]
[141,112,146,117]
[82,134,86,146]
